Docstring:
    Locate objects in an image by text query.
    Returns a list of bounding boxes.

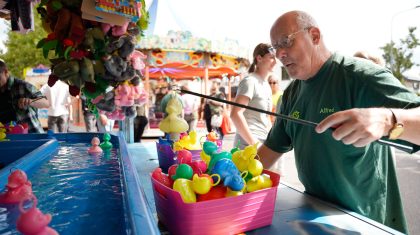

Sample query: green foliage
[381,27,420,81]
[0,9,50,78]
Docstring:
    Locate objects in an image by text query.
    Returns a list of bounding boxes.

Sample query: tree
[381,27,420,81]
[0,9,50,78]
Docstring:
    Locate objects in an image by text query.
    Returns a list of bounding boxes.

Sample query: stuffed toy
[35,0,149,119]
[52,60,80,82]
[128,50,147,70]
[82,77,108,100]
[80,57,95,83]
[83,27,105,52]
[101,21,129,37]
[105,108,125,121]
[114,82,134,107]
[103,54,127,78]
[94,91,116,113]
[106,35,135,59]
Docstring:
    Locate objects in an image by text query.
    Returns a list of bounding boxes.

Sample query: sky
[144,0,420,75]
[1,0,419,74]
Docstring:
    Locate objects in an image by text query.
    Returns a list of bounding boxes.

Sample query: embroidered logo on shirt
[319,108,335,114]
[291,111,300,119]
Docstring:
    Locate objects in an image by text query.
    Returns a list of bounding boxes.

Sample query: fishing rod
[177,88,414,153]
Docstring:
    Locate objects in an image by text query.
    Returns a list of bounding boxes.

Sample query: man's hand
[17,98,32,109]
[315,108,393,147]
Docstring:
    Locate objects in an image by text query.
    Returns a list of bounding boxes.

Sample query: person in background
[181,84,200,132]
[81,96,97,132]
[230,43,276,150]
[268,74,283,123]
[198,97,205,122]
[134,104,148,142]
[208,82,226,138]
[203,97,212,133]
[154,84,168,114]
[258,10,420,233]
[160,82,184,118]
[354,50,385,66]
[97,114,115,133]
[267,74,285,175]
[0,59,49,133]
[40,80,72,133]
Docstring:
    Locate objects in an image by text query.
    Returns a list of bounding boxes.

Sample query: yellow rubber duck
[159,92,189,134]
[0,122,7,141]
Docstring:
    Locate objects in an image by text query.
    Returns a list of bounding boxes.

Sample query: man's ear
[309,27,321,45]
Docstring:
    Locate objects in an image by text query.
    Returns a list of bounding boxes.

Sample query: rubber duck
[174,131,201,151]
[88,137,103,154]
[0,122,7,141]
[16,196,58,235]
[246,174,273,193]
[0,170,33,204]
[172,178,196,203]
[158,92,189,140]
[99,133,113,150]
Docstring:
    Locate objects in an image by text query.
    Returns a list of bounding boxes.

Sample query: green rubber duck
[99,133,113,150]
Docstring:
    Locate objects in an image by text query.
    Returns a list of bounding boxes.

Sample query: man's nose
[276,48,287,59]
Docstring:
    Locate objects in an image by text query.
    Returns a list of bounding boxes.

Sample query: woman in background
[230,43,277,149]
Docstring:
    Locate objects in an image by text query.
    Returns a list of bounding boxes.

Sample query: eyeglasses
[269,27,311,53]
[269,82,277,85]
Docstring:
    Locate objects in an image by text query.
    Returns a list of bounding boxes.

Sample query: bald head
[270,11,318,38]
[269,11,331,80]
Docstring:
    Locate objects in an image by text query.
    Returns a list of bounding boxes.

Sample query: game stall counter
[128,142,405,235]
[0,132,159,235]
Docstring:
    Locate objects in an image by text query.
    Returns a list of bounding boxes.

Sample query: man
[0,59,49,133]
[181,84,199,132]
[208,82,226,138]
[134,104,148,142]
[81,95,97,132]
[40,80,72,133]
[258,11,420,233]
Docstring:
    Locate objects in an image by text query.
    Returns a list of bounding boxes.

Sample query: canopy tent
[138,0,249,95]
[139,35,249,80]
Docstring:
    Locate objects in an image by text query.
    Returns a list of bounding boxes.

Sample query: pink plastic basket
[151,170,280,235]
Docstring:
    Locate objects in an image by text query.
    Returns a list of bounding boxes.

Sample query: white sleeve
[236,77,255,99]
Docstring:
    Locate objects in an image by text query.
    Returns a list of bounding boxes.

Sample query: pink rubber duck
[0,170,33,204]
[17,196,58,235]
[88,137,103,155]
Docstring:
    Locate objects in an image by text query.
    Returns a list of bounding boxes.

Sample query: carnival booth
[137,30,249,129]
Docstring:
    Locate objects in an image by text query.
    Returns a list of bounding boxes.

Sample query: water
[0,141,127,235]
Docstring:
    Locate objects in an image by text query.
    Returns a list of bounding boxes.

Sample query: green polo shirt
[265,53,420,234]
